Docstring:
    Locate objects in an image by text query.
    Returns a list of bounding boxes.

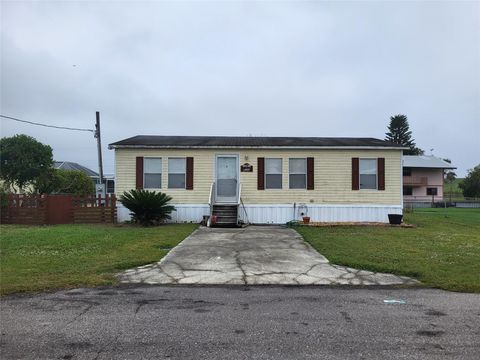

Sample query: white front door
[215,155,238,203]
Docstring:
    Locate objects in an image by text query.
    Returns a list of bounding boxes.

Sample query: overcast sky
[1,1,479,176]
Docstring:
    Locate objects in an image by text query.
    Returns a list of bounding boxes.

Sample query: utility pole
[95,111,104,185]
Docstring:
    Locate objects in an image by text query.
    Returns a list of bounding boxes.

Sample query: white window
[106,179,115,194]
[289,158,307,189]
[144,158,162,188]
[265,158,282,189]
[168,158,186,189]
[359,159,377,190]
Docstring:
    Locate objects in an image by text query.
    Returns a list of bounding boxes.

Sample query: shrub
[119,189,175,226]
[459,165,480,199]
[34,169,94,196]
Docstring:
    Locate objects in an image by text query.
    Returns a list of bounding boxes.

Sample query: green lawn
[295,208,480,293]
[0,223,197,295]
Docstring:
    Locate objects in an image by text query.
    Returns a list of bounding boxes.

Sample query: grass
[295,208,480,293]
[0,223,197,296]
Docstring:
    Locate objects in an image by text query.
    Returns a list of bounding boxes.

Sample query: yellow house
[109,136,405,224]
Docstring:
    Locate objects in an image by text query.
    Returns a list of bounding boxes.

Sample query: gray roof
[403,156,456,169]
[109,135,405,149]
[54,161,99,177]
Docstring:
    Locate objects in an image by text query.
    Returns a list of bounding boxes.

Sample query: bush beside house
[119,189,175,226]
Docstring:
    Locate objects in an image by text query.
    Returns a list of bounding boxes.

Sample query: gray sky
[1,1,479,176]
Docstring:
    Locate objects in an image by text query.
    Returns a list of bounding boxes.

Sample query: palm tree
[119,189,175,226]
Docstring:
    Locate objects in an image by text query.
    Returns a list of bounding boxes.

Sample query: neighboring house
[402,156,456,202]
[109,135,405,224]
[54,161,115,194]
[54,161,99,178]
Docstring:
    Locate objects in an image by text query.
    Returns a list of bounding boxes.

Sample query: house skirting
[117,203,402,224]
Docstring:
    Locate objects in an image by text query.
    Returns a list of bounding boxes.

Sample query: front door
[215,155,238,203]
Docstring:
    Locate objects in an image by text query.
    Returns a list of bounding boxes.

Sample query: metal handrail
[208,182,215,207]
[240,197,249,225]
[237,183,250,225]
[207,182,215,227]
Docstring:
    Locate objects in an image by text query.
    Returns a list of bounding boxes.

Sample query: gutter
[108,145,408,150]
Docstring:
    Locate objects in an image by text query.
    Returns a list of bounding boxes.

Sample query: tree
[385,114,424,155]
[34,169,95,196]
[0,135,53,191]
[459,165,480,198]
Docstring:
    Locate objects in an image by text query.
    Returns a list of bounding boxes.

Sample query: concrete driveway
[118,226,418,286]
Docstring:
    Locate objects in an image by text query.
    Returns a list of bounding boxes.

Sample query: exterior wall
[115,148,402,205]
[404,168,444,201]
[0,180,35,194]
[115,148,402,223]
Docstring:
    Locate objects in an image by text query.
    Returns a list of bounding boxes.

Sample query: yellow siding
[115,148,402,205]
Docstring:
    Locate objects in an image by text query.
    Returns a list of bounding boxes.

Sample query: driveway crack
[234,251,247,285]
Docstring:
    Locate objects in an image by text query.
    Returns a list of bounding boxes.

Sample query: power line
[0,114,95,133]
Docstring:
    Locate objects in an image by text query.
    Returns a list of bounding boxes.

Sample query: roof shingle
[109,135,405,149]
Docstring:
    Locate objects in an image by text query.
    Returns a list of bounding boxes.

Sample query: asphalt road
[1,285,479,359]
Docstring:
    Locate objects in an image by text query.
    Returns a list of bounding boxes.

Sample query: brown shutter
[352,158,359,190]
[136,157,144,189]
[378,157,385,191]
[186,157,194,190]
[257,157,265,190]
[307,157,314,190]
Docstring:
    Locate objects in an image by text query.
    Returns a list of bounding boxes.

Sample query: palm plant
[119,189,175,226]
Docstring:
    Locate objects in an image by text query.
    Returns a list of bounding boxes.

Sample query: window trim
[143,157,162,189]
[264,158,283,190]
[359,158,378,190]
[288,158,307,190]
[168,157,187,189]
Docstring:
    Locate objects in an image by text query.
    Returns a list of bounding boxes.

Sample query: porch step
[212,204,239,227]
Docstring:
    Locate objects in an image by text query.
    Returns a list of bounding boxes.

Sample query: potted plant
[301,212,310,224]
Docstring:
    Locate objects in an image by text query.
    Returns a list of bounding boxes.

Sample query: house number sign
[241,163,253,172]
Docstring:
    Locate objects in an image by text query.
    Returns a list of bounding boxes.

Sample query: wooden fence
[0,194,117,225]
